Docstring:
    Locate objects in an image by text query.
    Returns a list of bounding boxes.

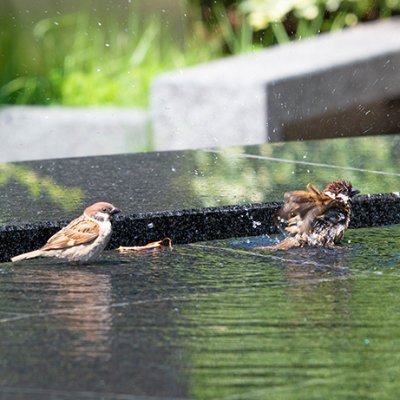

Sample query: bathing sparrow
[259,180,359,250]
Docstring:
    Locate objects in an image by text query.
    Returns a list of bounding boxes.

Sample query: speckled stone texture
[351,193,400,228]
[0,134,399,262]
[1,195,399,262]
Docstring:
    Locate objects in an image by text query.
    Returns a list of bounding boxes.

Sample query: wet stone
[0,134,399,262]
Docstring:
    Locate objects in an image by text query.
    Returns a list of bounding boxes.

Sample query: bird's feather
[278,183,336,235]
[41,216,100,251]
[259,180,357,250]
[11,249,43,263]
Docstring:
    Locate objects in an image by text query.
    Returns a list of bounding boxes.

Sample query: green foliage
[0,11,220,107]
[240,0,400,42]
[0,1,399,106]
[212,2,259,53]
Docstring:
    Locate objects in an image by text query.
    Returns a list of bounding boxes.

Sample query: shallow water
[0,225,399,399]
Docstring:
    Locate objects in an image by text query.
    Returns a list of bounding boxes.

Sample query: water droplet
[147,222,154,229]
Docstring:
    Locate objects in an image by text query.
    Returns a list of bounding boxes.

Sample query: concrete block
[0,106,149,162]
[151,18,400,150]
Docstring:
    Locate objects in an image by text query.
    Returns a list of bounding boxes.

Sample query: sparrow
[259,180,359,250]
[11,202,120,264]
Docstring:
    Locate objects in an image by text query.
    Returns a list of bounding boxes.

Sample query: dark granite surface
[0,134,399,262]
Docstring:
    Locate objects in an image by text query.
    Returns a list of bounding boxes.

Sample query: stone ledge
[151,18,400,150]
[0,106,150,162]
[1,134,398,262]
[1,193,399,263]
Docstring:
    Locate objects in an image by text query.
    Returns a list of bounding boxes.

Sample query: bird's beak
[350,189,360,197]
[111,207,121,215]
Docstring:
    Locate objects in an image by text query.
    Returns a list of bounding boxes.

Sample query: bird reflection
[278,247,353,321]
[35,268,113,360]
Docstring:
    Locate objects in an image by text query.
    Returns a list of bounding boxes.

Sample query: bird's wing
[279,185,321,221]
[41,216,100,250]
[314,204,348,225]
[278,184,334,235]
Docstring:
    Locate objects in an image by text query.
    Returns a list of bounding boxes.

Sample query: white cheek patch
[324,191,335,199]
[95,212,110,222]
[337,193,349,203]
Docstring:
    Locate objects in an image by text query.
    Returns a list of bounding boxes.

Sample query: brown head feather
[323,180,353,196]
[84,202,117,217]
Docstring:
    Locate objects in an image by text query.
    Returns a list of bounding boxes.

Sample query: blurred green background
[1,0,399,107]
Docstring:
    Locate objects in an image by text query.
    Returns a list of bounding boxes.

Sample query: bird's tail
[11,250,43,263]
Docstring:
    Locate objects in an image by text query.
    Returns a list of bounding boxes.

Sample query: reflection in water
[190,135,400,207]
[12,267,113,361]
[0,255,190,397]
[0,226,399,398]
[0,163,83,212]
[180,227,400,399]
[50,270,112,360]
[181,251,353,399]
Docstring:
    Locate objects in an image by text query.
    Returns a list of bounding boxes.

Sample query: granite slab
[0,134,399,262]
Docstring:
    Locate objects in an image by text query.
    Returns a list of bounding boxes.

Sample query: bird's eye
[102,207,108,213]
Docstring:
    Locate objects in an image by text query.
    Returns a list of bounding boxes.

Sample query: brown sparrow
[260,180,359,250]
[11,202,120,264]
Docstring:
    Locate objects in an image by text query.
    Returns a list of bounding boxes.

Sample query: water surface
[0,225,399,399]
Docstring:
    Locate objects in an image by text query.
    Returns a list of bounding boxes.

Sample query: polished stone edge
[1,193,399,262]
